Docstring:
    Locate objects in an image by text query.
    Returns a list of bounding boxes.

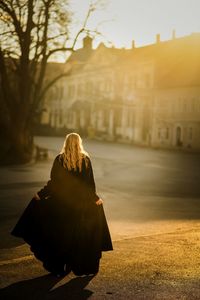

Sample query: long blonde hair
[59,132,89,172]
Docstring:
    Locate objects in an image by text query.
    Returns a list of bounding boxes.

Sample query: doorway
[176,126,182,147]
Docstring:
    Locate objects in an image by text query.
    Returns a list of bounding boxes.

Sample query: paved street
[0,137,200,299]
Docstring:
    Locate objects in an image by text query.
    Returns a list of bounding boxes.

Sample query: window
[188,127,193,140]
[166,127,169,139]
[132,76,135,87]
[85,82,90,94]
[127,110,132,127]
[68,85,75,97]
[59,112,63,125]
[78,84,83,96]
[105,79,112,92]
[68,112,73,123]
[144,73,151,88]
[133,76,137,88]
[158,128,161,139]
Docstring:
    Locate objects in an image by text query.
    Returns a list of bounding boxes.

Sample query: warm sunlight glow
[69,0,200,49]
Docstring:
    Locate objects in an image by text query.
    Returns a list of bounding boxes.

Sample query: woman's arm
[85,157,103,205]
[36,155,60,200]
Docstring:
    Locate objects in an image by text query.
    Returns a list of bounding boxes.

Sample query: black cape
[11,154,113,275]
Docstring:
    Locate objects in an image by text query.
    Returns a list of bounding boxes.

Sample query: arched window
[158,128,161,139]
[176,126,182,146]
[166,128,169,139]
[188,127,193,140]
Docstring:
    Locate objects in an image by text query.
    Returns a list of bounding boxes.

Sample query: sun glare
[69,0,200,50]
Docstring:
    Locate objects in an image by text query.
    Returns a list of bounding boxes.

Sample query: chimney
[156,33,160,43]
[132,40,135,49]
[172,29,176,40]
[83,36,93,49]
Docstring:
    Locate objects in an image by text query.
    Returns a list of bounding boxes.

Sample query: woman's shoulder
[84,154,90,160]
[54,154,63,165]
[82,154,91,169]
[83,154,91,162]
[55,153,62,160]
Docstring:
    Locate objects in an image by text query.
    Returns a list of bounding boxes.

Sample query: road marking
[0,255,34,266]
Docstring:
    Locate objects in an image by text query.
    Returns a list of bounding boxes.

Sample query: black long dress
[11,154,113,276]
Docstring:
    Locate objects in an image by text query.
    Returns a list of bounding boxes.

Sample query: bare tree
[0,0,98,164]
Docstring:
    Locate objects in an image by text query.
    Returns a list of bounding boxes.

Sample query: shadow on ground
[0,274,94,300]
[1,195,200,249]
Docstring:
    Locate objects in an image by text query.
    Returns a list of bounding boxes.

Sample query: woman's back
[11,133,113,277]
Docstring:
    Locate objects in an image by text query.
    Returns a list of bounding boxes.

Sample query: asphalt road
[1,137,200,247]
[0,137,200,299]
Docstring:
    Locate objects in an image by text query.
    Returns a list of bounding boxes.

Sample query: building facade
[41,33,200,151]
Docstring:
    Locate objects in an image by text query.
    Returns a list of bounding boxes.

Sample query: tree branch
[0,0,23,48]
[39,72,69,104]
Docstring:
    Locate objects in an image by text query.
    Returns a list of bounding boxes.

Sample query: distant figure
[11,133,113,277]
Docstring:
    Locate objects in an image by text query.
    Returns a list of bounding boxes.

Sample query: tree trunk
[0,121,34,165]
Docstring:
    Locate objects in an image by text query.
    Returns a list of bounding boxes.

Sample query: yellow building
[42,33,200,151]
[151,33,200,150]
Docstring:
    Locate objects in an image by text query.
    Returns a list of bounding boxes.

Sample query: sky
[68,0,200,49]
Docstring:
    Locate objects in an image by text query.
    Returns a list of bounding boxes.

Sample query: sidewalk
[0,226,200,299]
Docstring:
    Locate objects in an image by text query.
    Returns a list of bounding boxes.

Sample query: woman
[11,133,113,277]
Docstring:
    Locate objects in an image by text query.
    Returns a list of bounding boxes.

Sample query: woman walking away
[11,133,113,277]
